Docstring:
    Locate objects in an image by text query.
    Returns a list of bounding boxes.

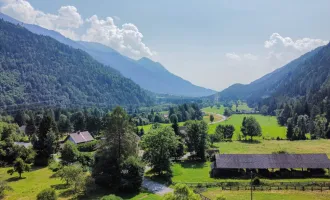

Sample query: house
[14,142,32,148]
[65,131,94,144]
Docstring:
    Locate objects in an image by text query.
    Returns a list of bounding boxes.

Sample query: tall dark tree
[185,120,208,161]
[93,107,139,191]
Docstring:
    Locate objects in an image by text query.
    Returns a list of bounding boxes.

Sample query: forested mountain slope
[0,13,216,97]
[0,19,153,108]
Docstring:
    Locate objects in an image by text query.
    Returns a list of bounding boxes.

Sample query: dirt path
[208,113,227,124]
[142,178,173,195]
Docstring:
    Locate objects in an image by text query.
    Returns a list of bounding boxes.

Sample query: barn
[211,154,330,178]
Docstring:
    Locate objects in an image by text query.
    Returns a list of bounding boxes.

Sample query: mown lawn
[208,114,286,139]
[0,167,71,200]
[202,189,330,200]
[0,167,161,200]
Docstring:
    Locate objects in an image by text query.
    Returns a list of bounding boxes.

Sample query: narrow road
[142,178,173,195]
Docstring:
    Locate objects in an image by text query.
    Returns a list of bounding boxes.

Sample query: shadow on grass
[59,189,75,198]
[51,183,69,190]
[177,160,208,169]
[238,140,261,144]
[6,177,26,182]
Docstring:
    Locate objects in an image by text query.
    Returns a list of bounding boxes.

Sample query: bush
[78,152,94,167]
[48,160,62,172]
[37,188,57,200]
[77,140,98,152]
[216,195,226,200]
[252,177,260,185]
[100,194,123,200]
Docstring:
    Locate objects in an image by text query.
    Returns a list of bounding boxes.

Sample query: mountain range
[0,19,153,108]
[0,13,216,97]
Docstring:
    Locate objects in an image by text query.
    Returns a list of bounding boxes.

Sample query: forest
[0,19,153,110]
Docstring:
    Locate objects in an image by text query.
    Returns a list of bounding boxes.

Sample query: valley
[0,3,330,200]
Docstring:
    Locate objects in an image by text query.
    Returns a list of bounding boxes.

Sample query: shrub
[37,188,57,200]
[48,160,62,172]
[252,177,260,185]
[216,195,226,200]
[100,194,123,200]
[77,140,98,152]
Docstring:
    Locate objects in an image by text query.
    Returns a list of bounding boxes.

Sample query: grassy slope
[203,189,330,200]
[208,114,287,139]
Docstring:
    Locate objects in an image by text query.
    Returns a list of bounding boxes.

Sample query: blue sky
[1,0,330,91]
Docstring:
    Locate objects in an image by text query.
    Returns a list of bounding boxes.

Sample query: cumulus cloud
[264,33,328,52]
[0,0,155,58]
[82,15,155,58]
[225,52,241,61]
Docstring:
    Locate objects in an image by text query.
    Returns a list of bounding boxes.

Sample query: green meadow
[208,114,287,139]
[202,189,330,200]
[0,167,161,200]
[202,106,226,115]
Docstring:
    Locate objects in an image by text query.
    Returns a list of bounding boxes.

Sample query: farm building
[211,154,330,178]
[65,131,94,144]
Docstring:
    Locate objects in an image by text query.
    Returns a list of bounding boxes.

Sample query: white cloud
[0,0,155,58]
[264,32,328,52]
[225,52,241,61]
[243,53,258,61]
[225,52,259,61]
[81,15,155,58]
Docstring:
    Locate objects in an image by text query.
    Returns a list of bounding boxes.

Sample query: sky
[1,0,330,91]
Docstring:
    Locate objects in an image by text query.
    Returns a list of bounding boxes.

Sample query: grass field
[214,139,330,156]
[202,106,226,115]
[208,114,287,139]
[202,189,330,200]
[231,102,252,112]
[0,167,160,200]
[203,113,223,124]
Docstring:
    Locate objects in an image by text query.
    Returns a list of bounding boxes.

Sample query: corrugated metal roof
[215,154,330,169]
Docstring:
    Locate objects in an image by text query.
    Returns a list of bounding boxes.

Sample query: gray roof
[14,142,32,148]
[68,131,94,144]
[215,154,330,169]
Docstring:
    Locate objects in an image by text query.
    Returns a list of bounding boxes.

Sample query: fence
[175,181,330,191]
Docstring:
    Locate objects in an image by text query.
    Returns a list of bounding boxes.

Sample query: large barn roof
[215,154,330,169]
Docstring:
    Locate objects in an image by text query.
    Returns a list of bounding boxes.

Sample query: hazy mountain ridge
[214,45,326,103]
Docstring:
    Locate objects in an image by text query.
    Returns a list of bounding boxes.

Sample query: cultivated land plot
[208,114,287,139]
[231,102,252,112]
[202,189,330,200]
[202,106,225,115]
